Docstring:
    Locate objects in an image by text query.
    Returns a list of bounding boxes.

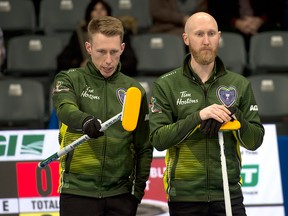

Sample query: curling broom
[218,119,241,216]
[38,87,142,168]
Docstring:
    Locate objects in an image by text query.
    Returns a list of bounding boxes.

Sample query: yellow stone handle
[220,120,241,131]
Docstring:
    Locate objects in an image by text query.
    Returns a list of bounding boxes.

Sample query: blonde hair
[87,16,124,42]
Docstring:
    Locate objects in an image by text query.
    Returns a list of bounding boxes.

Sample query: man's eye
[209,32,216,36]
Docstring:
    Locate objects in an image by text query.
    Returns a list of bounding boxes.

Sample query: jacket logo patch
[217,86,237,107]
[116,88,126,105]
[53,81,69,94]
[149,97,162,113]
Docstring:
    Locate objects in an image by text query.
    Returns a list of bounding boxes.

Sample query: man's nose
[105,53,112,63]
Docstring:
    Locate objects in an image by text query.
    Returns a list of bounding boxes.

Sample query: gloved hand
[228,106,236,120]
[82,117,104,138]
[200,118,222,137]
[200,106,237,137]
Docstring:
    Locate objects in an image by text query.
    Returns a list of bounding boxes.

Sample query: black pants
[60,193,138,216]
[168,196,246,216]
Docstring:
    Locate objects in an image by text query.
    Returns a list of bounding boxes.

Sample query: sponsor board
[0,125,284,215]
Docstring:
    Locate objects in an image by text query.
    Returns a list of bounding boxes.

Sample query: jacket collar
[85,57,122,80]
[182,54,227,82]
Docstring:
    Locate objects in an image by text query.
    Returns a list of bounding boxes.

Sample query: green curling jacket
[53,59,153,202]
[149,54,264,202]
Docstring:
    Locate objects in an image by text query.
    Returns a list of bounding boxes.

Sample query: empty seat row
[132,31,288,76]
[249,31,288,74]
[0,0,89,46]
[3,32,185,78]
[0,0,151,37]
[248,74,288,135]
[132,33,186,76]
[1,1,288,77]
[3,31,288,79]
[7,35,62,75]
[5,34,63,104]
[219,31,288,76]
[0,78,46,130]
[105,0,152,32]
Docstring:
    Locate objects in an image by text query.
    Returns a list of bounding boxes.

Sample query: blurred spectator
[149,0,208,36]
[0,27,6,75]
[208,0,284,51]
[57,0,138,76]
[177,0,208,15]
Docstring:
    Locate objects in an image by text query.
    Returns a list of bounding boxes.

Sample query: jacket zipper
[202,76,219,202]
[202,83,211,202]
[98,80,108,198]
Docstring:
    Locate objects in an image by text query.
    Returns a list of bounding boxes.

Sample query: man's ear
[120,42,125,54]
[182,33,189,46]
[85,41,91,54]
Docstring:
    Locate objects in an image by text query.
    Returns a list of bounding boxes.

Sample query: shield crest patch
[216,86,237,107]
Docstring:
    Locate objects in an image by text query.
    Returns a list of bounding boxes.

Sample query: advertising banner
[0,125,284,215]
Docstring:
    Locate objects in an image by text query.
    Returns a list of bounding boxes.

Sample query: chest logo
[116,88,126,105]
[81,86,100,100]
[217,86,237,107]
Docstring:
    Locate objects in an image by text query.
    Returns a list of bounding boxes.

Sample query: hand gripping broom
[38,87,142,168]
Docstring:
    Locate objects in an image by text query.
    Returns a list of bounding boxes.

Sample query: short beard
[190,47,217,65]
